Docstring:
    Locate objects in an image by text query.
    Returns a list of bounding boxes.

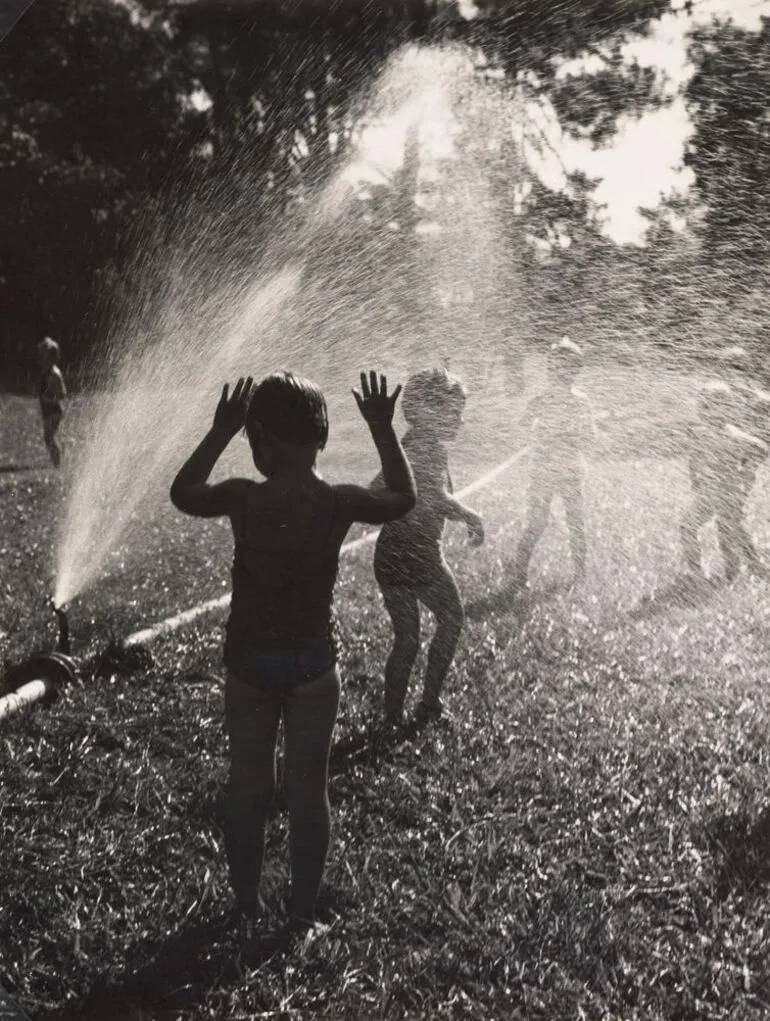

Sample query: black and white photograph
[1,0,769,1017]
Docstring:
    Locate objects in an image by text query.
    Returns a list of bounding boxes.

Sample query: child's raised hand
[466,511,485,547]
[213,376,254,438]
[353,371,402,427]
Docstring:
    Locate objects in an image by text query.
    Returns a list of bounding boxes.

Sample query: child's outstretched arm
[170,376,253,517]
[54,367,67,400]
[336,371,416,524]
[440,493,485,546]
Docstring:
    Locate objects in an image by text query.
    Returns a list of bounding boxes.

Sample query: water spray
[1,445,528,725]
[124,445,530,645]
[0,599,78,724]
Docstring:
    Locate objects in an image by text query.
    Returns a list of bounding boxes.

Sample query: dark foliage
[0,0,678,389]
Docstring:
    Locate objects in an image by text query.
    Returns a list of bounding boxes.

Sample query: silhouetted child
[707,347,770,574]
[681,380,768,581]
[373,368,484,727]
[511,337,598,591]
[170,371,415,952]
[38,337,66,467]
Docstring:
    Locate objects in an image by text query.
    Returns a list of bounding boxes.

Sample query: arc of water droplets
[123,445,529,649]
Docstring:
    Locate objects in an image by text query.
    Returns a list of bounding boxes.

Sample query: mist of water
[54,42,531,607]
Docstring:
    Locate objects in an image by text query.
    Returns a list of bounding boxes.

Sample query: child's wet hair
[38,337,61,362]
[698,379,732,418]
[549,336,583,363]
[246,371,329,449]
[401,368,466,426]
[716,345,750,372]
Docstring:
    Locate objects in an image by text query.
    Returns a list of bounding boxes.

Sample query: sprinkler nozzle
[54,605,71,656]
[45,596,71,655]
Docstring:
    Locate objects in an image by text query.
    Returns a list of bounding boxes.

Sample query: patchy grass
[1,362,769,1020]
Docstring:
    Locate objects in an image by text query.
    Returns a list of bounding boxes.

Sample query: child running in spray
[38,337,66,468]
[373,368,484,728]
[707,346,770,574]
[511,337,598,591]
[170,371,415,951]
[680,379,768,581]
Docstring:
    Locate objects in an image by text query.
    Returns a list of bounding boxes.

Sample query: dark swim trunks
[227,639,336,694]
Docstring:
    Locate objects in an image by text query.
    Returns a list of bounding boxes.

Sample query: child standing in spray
[170,371,415,951]
[373,368,484,728]
[680,380,768,581]
[700,346,770,575]
[38,337,66,468]
[511,337,598,591]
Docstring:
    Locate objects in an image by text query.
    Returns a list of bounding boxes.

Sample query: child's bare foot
[412,699,454,732]
[572,561,586,585]
[372,717,403,751]
[235,896,277,958]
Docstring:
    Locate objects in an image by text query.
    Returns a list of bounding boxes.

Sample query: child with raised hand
[170,370,415,952]
[373,367,484,729]
[38,337,66,468]
[681,380,769,582]
[511,337,598,592]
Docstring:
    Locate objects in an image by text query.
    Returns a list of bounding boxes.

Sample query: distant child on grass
[170,370,415,951]
[680,379,769,581]
[373,368,484,728]
[38,337,66,468]
[511,337,598,591]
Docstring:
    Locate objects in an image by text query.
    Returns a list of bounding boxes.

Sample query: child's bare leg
[680,496,710,575]
[737,522,767,573]
[380,585,420,722]
[512,482,552,587]
[680,514,701,574]
[43,416,62,468]
[283,667,340,923]
[562,473,587,581]
[717,502,747,580]
[728,497,766,572]
[419,568,464,714]
[224,674,282,915]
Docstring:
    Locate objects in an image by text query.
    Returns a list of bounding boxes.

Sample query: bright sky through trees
[555,0,770,243]
[362,0,770,246]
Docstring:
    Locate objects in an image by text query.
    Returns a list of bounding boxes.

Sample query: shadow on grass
[0,463,42,474]
[626,573,719,622]
[707,804,770,900]
[329,709,454,772]
[465,578,565,621]
[45,912,284,1021]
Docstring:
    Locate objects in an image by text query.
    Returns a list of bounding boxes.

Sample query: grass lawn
[1,359,769,1020]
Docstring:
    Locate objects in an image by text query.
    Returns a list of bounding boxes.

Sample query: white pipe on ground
[0,446,529,722]
[0,653,78,724]
[0,679,55,722]
[124,446,529,647]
